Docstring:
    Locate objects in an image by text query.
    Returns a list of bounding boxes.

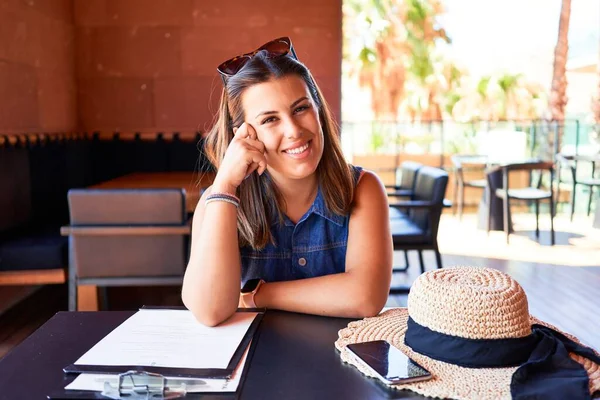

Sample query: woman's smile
[283,139,312,159]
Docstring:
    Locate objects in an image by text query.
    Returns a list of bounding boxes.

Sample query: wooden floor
[1,251,599,359]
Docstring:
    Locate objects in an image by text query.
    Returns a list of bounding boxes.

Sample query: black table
[0,311,423,400]
[477,166,505,231]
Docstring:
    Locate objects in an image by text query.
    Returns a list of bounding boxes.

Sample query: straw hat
[336,266,600,400]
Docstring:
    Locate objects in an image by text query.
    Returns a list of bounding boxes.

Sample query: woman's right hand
[212,122,267,194]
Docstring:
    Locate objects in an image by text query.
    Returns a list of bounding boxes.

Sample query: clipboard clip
[101,370,187,399]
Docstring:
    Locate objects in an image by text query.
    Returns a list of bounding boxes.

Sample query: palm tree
[547,0,572,157]
[344,0,408,120]
[344,0,450,121]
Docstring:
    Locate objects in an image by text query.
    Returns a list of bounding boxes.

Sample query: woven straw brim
[336,308,600,400]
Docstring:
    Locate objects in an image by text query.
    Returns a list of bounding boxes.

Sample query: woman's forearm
[254,269,388,318]
[182,200,241,326]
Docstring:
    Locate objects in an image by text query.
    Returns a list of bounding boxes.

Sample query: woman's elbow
[182,292,235,327]
[353,288,387,318]
[355,299,385,318]
[192,311,230,327]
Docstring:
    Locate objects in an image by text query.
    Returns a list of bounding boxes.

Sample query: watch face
[241,278,261,294]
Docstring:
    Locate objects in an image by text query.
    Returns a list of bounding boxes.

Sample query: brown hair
[204,51,354,250]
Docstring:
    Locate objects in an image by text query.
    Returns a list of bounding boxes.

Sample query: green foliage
[407,39,434,82]
[445,124,478,154]
[368,121,397,152]
[358,47,377,66]
[445,92,462,115]
[497,73,521,93]
[404,0,450,83]
[477,76,491,98]
[406,0,428,27]
[369,129,388,152]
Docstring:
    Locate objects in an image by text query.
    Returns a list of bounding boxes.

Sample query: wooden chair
[61,189,191,311]
[556,154,600,221]
[451,154,488,219]
[489,162,555,245]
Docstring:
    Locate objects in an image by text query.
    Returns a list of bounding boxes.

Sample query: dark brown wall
[74,0,342,132]
[0,0,77,133]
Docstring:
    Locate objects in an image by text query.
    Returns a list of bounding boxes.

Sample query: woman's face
[240,74,324,182]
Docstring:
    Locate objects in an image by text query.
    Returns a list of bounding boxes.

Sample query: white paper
[66,343,250,393]
[74,310,257,369]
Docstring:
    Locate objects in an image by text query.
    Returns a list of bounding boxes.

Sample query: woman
[182,37,392,326]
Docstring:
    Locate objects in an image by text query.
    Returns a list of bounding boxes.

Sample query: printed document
[66,343,250,393]
[74,309,258,369]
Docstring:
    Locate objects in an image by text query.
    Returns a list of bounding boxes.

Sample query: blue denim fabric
[240,166,363,285]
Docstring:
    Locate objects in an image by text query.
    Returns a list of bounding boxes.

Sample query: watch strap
[241,279,264,308]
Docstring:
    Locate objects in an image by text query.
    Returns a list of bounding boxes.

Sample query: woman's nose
[284,117,303,138]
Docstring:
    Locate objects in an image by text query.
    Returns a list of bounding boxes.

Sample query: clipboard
[48,308,264,399]
[63,307,263,378]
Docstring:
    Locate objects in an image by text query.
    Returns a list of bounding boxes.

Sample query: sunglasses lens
[217,37,293,77]
[219,56,250,75]
[261,39,290,56]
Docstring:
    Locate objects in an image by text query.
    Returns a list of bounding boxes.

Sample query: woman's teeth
[285,142,309,154]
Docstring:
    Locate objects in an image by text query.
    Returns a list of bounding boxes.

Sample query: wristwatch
[240,278,265,308]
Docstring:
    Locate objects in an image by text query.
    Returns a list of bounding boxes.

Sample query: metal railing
[341,119,599,168]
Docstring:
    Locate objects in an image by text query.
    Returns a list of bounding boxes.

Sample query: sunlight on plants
[341,0,594,159]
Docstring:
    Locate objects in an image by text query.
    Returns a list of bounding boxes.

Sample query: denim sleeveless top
[240,166,363,285]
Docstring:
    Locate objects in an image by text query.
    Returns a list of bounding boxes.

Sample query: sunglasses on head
[217,37,298,80]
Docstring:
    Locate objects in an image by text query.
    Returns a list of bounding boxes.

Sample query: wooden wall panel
[74,0,343,132]
[0,0,76,133]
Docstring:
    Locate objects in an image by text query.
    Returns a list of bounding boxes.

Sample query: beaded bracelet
[205,192,240,208]
[207,192,240,203]
[205,197,239,208]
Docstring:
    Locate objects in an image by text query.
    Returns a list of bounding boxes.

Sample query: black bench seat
[0,224,67,271]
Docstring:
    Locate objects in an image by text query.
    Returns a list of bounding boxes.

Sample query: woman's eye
[261,116,277,125]
[294,105,309,113]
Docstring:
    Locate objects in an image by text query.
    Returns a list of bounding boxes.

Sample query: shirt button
[298,257,307,266]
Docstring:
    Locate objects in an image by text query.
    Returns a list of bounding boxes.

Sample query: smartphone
[346,340,433,385]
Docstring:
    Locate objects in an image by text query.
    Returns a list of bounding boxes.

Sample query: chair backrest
[562,154,599,182]
[409,166,449,233]
[451,154,487,183]
[397,161,422,189]
[68,189,186,225]
[67,189,188,279]
[496,161,554,189]
[501,161,553,172]
[450,154,488,169]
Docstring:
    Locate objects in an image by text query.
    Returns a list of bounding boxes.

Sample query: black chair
[61,189,191,311]
[556,154,600,221]
[385,161,422,201]
[488,161,555,245]
[385,162,422,270]
[389,166,449,294]
[451,154,488,219]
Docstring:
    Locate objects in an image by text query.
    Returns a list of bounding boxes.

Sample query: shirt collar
[274,185,346,227]
[308,185,345,226]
